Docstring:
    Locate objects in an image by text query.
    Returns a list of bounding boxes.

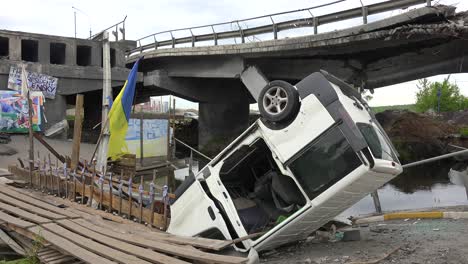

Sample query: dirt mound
[442,110,468,127]
[376,110,458,162]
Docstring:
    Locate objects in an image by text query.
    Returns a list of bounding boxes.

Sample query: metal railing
[90,16,127,41]
[174,138,212,161]
[128,0,432,55]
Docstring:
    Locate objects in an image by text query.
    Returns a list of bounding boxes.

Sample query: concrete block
[342,228,361,242]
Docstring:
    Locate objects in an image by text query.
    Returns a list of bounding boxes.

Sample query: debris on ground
[0,144,17,156]
[0,132,11,144]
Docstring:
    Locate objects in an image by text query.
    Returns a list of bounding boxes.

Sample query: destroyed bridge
[1,0,468,152]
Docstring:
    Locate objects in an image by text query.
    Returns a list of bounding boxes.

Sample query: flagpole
[96,31,112,173]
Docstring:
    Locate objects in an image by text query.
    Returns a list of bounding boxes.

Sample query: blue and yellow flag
[107,58,141,159]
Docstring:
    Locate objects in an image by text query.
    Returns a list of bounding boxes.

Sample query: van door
[167,176,232,239]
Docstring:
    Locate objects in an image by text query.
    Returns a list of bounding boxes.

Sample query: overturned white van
[167,71,402,258]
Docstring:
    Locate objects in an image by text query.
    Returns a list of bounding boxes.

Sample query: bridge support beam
[43,94,67,139]
[198,101,249,157]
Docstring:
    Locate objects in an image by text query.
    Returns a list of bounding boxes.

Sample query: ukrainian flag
[107,58,141,159]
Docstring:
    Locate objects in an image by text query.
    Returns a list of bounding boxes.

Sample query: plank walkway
[0,182,248,264]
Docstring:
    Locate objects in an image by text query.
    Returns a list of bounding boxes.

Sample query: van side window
[289,126,361,200]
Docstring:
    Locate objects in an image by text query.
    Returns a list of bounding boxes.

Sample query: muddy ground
[0,135,95,169]
[261,217,468,264]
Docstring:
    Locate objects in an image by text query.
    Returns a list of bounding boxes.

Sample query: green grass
[460,127,468,137]
[372,104,418,113]
[0,259,31,264]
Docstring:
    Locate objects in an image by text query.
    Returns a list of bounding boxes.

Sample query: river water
[340,162,468,218]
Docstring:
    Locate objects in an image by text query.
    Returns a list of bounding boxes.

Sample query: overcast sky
[1,0,468,108]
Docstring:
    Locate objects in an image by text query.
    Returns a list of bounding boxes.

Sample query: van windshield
[357,122,397,162]
[289,126,362,200]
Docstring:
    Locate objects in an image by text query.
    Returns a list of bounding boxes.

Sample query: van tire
[258,80,300,123]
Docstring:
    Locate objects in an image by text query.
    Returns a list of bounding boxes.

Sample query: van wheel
[258,80,300,123]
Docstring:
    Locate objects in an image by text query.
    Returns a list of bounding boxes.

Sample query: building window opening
[50,43,66,65]
[0,37,9,59]
[76,45,92,66]
[21,39,38,62]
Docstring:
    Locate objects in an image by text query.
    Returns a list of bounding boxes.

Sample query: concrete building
[0,29,135,134]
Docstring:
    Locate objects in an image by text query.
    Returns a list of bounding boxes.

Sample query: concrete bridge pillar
[82,91,102,129]
[43,94,67,139]
[198,101,249,157]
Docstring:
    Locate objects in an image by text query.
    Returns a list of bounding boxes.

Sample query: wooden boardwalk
[0,181,247,264]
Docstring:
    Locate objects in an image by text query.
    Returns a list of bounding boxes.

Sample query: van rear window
[289,126,361,200]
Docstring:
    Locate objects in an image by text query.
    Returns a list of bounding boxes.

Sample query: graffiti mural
[7,66,58,99]
[125,119,169,158]
[0,91,43,133]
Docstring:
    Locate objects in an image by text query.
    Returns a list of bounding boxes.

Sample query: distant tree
[415,76,468,112]
[362,90,373,102]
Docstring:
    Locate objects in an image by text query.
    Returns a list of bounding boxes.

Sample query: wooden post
[140,110,144,166]
[150,170,156,226]
[128,173,133,220]
[56,159,60,197]
[371,190,382,214]
[139,176,144,224]
[73,169,77,201]
[99,168,104,210]
[64,163,68,199]
[118,170,123,215]
[48,154,52,194]
[89,164,95,207]
[81,168,86,204]
[36,160,41,190]
[71,94,84,170]
[43,156,47,193]
[108,172,113,212]
[36,150,40,190]
[39,158,44,192]
[27,92,34,188]
[163,185,168,230]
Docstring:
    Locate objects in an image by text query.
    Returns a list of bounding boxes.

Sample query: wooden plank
[0,210,35,228]
[43,223,150,264]
[72,218,248,264]
[11,186,134,225]
[0,228,26,255]
[47,256,77,264]
[57,219,189,264]
[0,193,66,220]
[28,226,115,264]
[0,201,51,224]
[0,186,79,218]
[87,215,233,251]
[71,94,84,170]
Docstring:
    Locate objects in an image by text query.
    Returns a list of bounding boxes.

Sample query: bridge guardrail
[127,0,431,56]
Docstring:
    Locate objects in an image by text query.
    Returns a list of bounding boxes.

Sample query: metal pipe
[403,148,468,168]
[174,138,212,161]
